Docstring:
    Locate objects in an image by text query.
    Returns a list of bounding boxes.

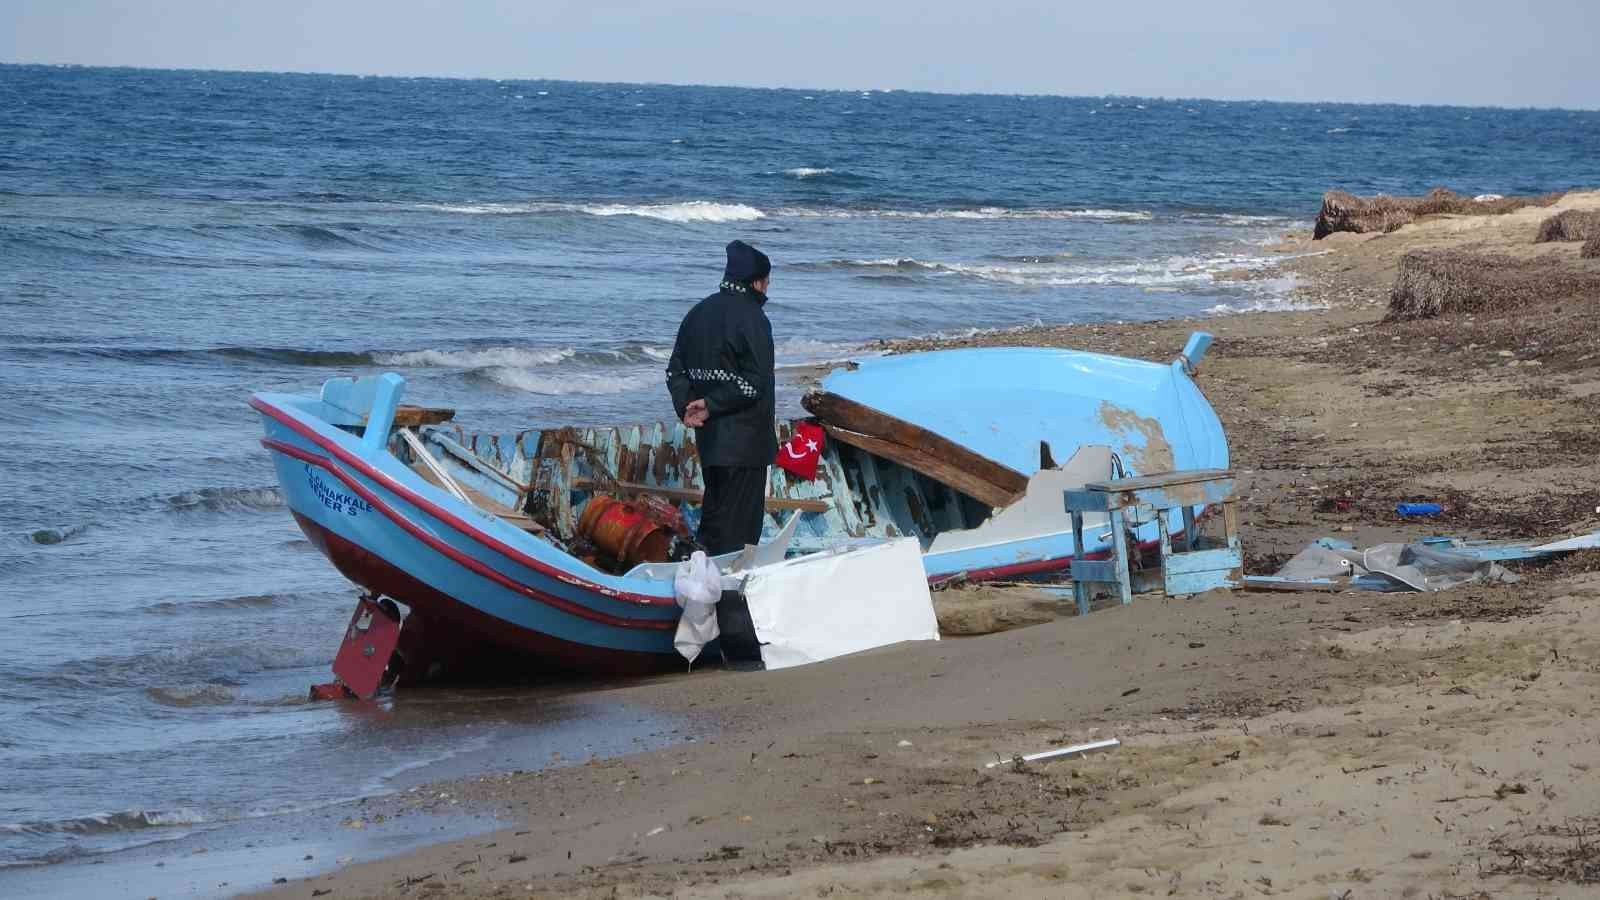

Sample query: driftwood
[391,405,456,428]
[572,478,829,513]
[803,392,1028,509]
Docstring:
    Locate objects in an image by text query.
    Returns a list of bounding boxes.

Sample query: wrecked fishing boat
[250,332,1227,681]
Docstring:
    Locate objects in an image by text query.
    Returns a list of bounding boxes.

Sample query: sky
[3,0,1596,109]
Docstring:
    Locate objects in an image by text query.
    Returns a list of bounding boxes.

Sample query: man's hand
[682,399,709,428]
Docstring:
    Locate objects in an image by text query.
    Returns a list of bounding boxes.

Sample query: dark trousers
[697,465,768,555]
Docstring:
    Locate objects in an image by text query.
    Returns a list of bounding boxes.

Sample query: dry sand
[260,192,1600,899]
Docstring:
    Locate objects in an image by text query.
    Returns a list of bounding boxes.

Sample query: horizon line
[4,59,1597,115]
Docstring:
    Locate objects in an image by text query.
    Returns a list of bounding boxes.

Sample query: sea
[2,63,1597,885]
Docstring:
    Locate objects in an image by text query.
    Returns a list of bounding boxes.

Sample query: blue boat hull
[252,390,683,676]
[251,333,1228,677]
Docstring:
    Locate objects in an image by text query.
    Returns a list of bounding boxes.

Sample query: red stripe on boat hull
[294,513,678,678]
[263,436,675,631]
[251,396,676,607]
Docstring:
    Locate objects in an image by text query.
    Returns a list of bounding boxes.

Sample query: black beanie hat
[723,240,772,285]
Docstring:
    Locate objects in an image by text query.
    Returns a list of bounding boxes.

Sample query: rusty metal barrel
[576,495,675,567]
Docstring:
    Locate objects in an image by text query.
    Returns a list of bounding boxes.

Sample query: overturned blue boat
[251,332,1227,679]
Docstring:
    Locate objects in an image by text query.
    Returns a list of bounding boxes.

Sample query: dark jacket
[666,265,777,468]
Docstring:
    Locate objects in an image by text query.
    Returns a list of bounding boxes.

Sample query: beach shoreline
[237,190,1600,897]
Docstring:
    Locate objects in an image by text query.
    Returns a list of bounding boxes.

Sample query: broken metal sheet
[1532,530,1600,554]
[743,537,939,671]
[1273,538,1356,582]
[1330,542,1520,592]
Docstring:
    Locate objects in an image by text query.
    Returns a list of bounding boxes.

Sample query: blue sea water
[1,63,1597,876]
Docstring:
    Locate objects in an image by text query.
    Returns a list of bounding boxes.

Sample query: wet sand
[256,192,1600,898]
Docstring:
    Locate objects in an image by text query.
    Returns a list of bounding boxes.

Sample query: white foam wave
[481,367,660,396]
[1206,274,1328,314]
[375,346,576,368]
[417,200,1147,223]
[414,200,765,223]
[784,167,834,178]
[772,337,866,367]
[829,253,1284,288]
[581,201,765,223]
[778,206,1152,221]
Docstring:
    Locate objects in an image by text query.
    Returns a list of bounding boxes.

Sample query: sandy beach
[247,190,1600,899]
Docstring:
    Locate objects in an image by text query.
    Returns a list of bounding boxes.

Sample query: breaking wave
[418,200,766,223]
[17,345,380,367]
[783,167,834,178]
[375,344,671,369]
[413,200,1150,222]
[375,346,578,368]
[776,206,1154,221]
[144,683,239,707]
[800,253,1283,287]
[1,808,210,839]
[140,592,289,615]
[473,367,662,396]
[162,486,284,514]
[22,640,331,694]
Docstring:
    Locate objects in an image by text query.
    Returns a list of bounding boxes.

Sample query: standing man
[666,240,777,555]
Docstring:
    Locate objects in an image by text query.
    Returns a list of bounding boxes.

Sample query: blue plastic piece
[1396,502,1443,517]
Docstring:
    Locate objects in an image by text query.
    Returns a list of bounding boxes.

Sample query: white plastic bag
[672,551,722,665]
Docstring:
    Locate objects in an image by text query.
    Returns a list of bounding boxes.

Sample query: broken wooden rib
[391,405,456,428]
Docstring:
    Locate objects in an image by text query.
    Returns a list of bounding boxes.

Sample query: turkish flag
[776,421,826,480]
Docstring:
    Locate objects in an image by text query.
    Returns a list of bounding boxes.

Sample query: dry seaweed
[1535,209,1600,243]
[1484,818,1600,884]
[1386,249,1600,320]
[1584,235,1600,259]
[1314,187,1562,239]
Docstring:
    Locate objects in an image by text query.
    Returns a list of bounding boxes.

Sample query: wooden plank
[1069,559,1119,583]
[428,430,531,496]
[821,424,1020,509]
[1097,480,1236,511]
[1064,489,1117,513]
[408,455,546,534]
[803,392,1030,497]
[573,478,831,514]
[399,428,470,504]
[1242,575,1342,594]
[1166,568,1240,595]
[1083,468,1234,492]
[1163,548,1242,577]
[391,405,456,428]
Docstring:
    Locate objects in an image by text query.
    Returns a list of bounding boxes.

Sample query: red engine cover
[330,597,401,699]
